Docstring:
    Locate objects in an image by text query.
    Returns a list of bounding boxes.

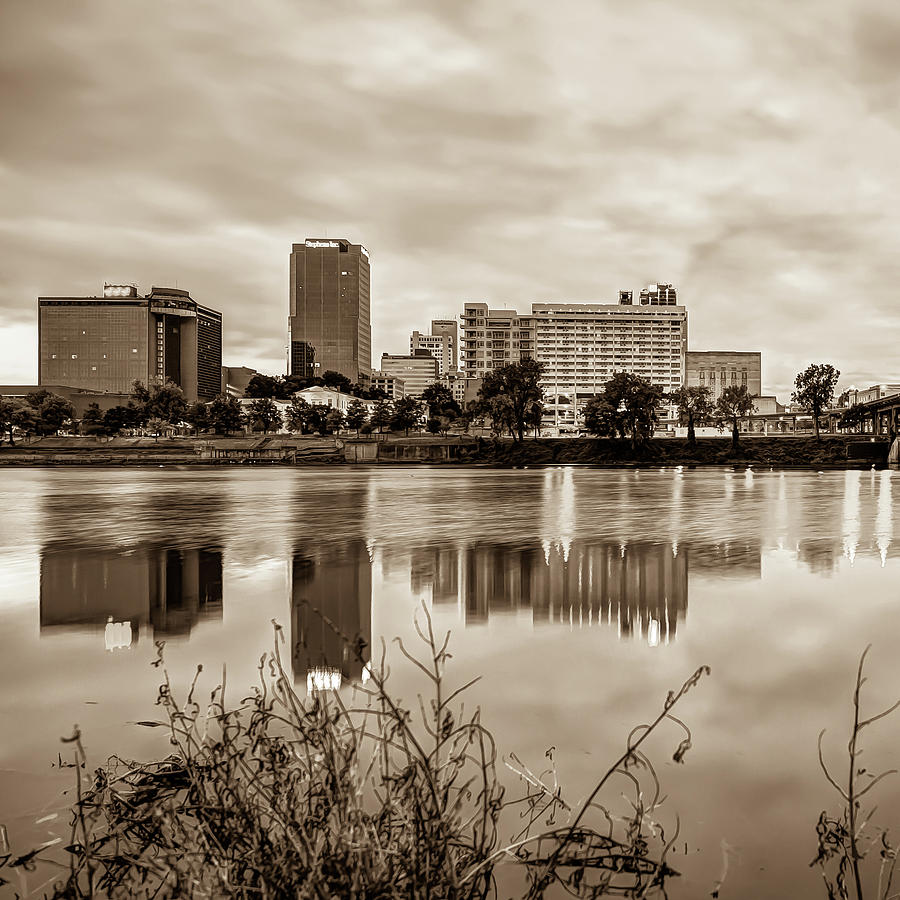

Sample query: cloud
[1,0,899,395]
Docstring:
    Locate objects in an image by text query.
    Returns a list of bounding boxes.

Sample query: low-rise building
[685,351,761,401]
[370,372,406,399]
[379,352,439,397]
[221,366,258,398]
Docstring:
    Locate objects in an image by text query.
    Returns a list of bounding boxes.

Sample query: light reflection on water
[1,466,899,899]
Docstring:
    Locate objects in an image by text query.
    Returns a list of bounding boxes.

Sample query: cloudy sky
[2,0,899,397]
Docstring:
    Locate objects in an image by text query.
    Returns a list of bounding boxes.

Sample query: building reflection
[290,541,372,691]
[40,544,224,646]
[403,538,758,645]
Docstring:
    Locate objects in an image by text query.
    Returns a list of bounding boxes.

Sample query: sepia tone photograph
[1,1,899,897]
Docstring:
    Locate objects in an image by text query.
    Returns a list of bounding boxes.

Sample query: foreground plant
[812,645,900,900]
[1,607,709,898]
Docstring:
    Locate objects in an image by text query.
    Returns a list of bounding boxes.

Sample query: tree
[324,408,345,435]
[426,417,442,435]
[452,400,479,435]
[370,399,394,433]
[321,370,353,394]
[102,405,137,437]
[792,363,840,440]
[130,380,187,425]
[838,403,868,434]
[716,384,756,450]
[247,398,282,434]
[345,399,369,436]
[80,402,106,436]
[390,396,424,436]
[479,360,545,443]
[285,397,313,434]
[582,372,664,450]
[207,395,245,435]
[184,402,211,435]
[245,373,288,399]
[422,383,461,418]
[668,385,715,448]
[24,389,76,436]
[0,397,25,446]
[524,400,544,439]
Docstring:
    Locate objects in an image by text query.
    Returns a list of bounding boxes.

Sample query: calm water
[1,466,899,898]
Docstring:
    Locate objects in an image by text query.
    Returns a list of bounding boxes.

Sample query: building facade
[288,238,371,383]
[38,284,222,402]
[460,303,534,378]
[410,328,455,376]
[533,299,687,428]
[685,351,761,401]
[379,352,439,397]
[370,372,406,399]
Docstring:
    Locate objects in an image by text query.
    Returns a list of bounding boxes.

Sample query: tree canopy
[478,359,545,442]
[390,396,424,435]
[246,398,282,434]
[668,385,715,447]
[791,363,840,440]
[582,372,664,449]
[716,384,756,450]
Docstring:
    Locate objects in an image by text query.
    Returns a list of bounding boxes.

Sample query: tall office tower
[288,238,371,383]
[532,300,687,427]
[459,302,535,377]
[639,283,677,305]
[38,284,222,402]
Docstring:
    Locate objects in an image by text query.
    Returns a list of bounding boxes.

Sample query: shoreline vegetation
[0,612,712,899]
[0,433,891,468]
[2,617,898,899]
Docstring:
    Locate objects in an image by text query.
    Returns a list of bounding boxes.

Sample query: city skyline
[3,2,900,399]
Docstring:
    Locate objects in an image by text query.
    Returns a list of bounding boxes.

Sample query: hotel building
[38,284,222,402]
[460,303,535,377]
[461,290,687,428]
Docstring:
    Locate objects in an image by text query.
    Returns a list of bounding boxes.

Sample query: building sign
[103,284,137,298]
[305,240,340,249]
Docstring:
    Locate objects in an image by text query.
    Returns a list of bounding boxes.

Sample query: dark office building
[288,239,371,382]
[38,284,223,402]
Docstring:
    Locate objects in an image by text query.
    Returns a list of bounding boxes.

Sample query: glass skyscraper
[288,239,371,382]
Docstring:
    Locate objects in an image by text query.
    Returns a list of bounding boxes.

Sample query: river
[1,466,898,898]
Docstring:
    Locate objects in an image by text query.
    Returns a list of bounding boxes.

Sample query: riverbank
[0,433,889,467]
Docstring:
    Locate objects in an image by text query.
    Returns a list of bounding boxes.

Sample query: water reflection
[406,538,761,643]
[40,544,223,645]
[290,542,372,691]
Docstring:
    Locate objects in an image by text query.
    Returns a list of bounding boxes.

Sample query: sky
[2,0,899,399]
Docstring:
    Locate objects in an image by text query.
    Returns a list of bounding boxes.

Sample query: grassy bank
[459,434,880,468]
[0,433,886,468]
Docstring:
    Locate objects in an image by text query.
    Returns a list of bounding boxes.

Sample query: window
[91,366,97,371]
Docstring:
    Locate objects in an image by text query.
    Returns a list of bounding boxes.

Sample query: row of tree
[0,362,844,446]
[464,359,842,450]
[243,370,388,402]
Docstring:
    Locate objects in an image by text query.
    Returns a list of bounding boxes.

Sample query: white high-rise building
[532,300,687,428]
